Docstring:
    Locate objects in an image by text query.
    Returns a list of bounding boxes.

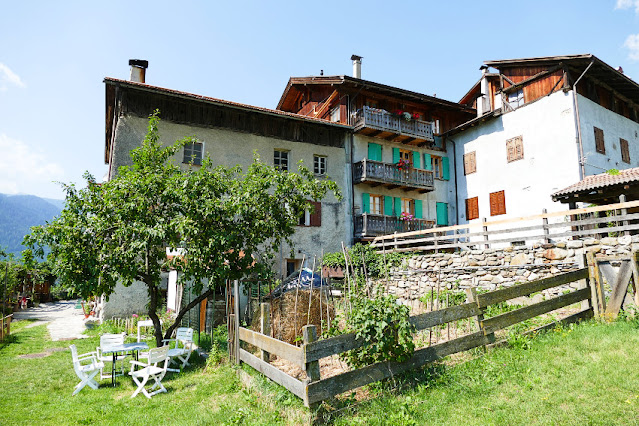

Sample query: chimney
[351,54,363,79]
[477,65,490,117]
[129,59,148,83]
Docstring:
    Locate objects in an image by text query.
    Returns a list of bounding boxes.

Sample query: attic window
[507,89,524,110]
[183,142,203,166]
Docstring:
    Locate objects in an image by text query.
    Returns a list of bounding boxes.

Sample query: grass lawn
[3,318,639,425]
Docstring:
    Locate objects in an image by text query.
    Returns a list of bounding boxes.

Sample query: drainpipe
[571,60,594,180]
[449,137,459,226]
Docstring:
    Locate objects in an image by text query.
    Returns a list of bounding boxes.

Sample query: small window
[464,151,476,175]
[330,107,340,123]
[508,89,524,109]
[298,201,321,227]
[489,190,506,216]
[506,136,524,162]
[621,138,630,164]
[274,149,289,171]
[594,127,605,154]
[286,259,301,278]
[370,194,382,215]
[431,155,442,179]
[314,155,327,176]
[401,198,414,215]
[183,142,203,166]
[466,197,479,220]
[432,118,441,134]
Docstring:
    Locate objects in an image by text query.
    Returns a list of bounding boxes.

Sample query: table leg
[112,353,116,387]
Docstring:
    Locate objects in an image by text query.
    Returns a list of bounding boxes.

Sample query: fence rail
[371,200,639,253]
[231,261,612,406]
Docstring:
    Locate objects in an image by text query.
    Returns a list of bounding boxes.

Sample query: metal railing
[353,106,435,141]
[353,159,434,190]
[355,214,435,238]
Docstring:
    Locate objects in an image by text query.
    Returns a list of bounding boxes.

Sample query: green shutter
[394,197,401,217]
[423,153,432,170]
[368,143,382,161]
[412,151,421,169]
[436,202,448,226]
[384,196,393,216]
[442,157,450,180]
[414,199,423,219]
[362,193,370,214]
[392,147,400,164]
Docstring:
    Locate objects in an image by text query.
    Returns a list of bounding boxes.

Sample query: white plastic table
[101,342,149,386]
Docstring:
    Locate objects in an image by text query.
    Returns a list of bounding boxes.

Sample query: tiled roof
[552,168,639,198]
[103,77,352,129]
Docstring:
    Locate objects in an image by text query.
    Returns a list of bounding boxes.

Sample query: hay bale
[267,289,335,344]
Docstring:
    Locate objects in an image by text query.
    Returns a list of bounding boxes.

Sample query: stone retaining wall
[383,235,639,312]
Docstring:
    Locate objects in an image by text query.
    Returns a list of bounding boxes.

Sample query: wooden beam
[239,327,304,367]
[239,349,306,401]
[481,288,591,334]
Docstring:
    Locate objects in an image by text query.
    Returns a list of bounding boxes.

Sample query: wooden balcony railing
[355,214,435,238]
[353,159,434,193]
[353,106,435,143]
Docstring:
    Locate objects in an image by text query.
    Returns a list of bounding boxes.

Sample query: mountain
[0,193,64,257]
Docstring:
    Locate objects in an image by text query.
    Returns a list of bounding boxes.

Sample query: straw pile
[266,289,335,344]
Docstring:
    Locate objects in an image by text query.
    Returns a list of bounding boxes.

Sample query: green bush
[322,243,407,278]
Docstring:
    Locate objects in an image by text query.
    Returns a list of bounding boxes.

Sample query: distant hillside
[0,193,63,257]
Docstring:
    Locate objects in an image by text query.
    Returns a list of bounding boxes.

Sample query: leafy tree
[26,112,341,345]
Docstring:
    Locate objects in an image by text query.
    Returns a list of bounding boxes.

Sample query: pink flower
[132,314,138,318]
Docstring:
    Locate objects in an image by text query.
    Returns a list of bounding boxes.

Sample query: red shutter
[466,197,479,220]
[621,138,630,163]
[310,201,322,227]
[490,191,506,216]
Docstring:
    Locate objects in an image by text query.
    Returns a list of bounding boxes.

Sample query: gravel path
[12,300,89,341]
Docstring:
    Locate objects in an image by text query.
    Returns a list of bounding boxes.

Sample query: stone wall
[384,235,638,313]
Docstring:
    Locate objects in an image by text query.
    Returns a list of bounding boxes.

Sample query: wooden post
[260,303,271,362]
[620,194,629,236]
[465,287,495,349]
[233,279,240,364]
[586,252,606,317]
[302,325,320,383]
[229,314,236,364]
[577,254,591,311]
[542,208,550,244]
[482,217,490,249]
[631,251,639,307]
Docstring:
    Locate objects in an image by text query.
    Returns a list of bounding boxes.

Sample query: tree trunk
[163,287,215,341]
[147,282,163,347]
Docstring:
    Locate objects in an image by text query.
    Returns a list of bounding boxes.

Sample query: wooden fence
[0,314,12,341]
[370,200,639,253]
[228,252,638,407]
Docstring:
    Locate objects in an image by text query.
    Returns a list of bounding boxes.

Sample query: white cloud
[0,63,25,91]
[0,134,64,195]
[616,0,639,12]
[624,34,639,60]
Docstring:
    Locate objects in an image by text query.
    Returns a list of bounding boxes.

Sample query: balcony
[353,106,435,145]
[353,159,434,193]
[355,214,435,239]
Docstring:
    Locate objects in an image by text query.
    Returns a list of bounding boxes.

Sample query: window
[594,127,605,154]
[432,117,441,134]
[274,149,289,171]
[314,155,327,176]
[286,259,301,278]
[298,201,321,227]
[330,106,340,122]
[370,194,382,215]
[183,142,203,166]
[466,197,479,220]
[506,136,524,162]
[489,190,506,216]
[507,89,524,109]
[621,138,631,164]
[401,198,414,215]
[432,155,441,179]
[463,151,476,175]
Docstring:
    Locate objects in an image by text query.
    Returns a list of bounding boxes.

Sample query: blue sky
[2,0,639,200]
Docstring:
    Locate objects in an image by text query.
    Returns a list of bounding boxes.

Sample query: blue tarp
[270,268,327,298]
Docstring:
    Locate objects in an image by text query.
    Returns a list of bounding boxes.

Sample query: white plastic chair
[70,344,104,396]
[96,333,129,380]
[162,327,195,372]
[129,345,170,398]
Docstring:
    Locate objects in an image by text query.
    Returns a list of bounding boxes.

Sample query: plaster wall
[352,133,451,224]
[451,91,580,227]
[105,115,350,316]
[577,94,639,175]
